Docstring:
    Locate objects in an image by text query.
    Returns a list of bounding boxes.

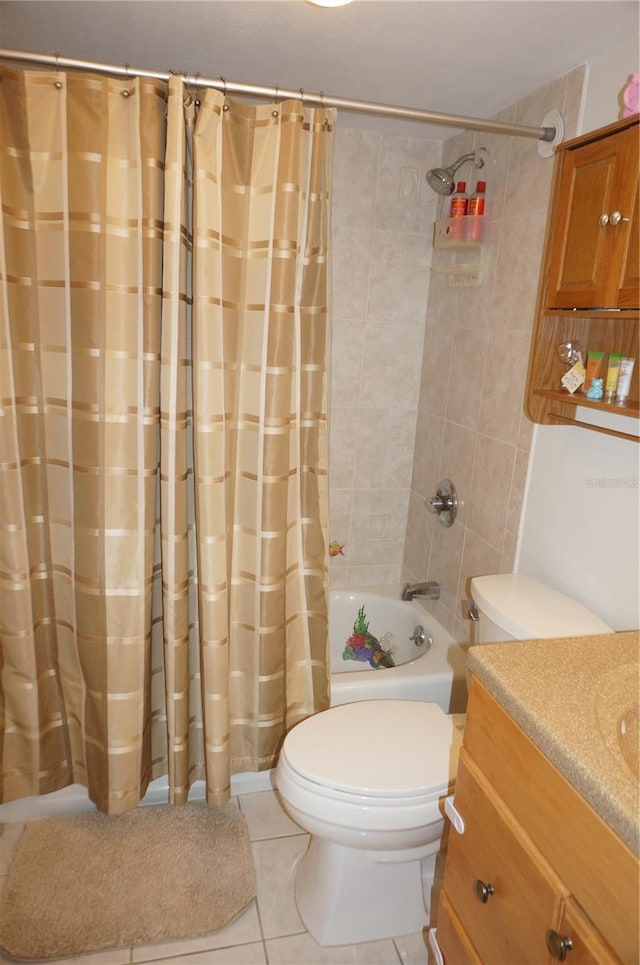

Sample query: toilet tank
[470,574,613,644]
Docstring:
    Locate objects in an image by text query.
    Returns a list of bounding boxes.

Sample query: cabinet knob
[599,210,630,227]
[473,878,494,903]
[609,210,629,226]
[546,929,574,961]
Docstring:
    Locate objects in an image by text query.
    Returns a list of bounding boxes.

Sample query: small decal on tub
[342,605,396,669]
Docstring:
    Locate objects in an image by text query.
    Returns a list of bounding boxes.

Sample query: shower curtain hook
[272,84,280,118]
[220,75,229,111]
[320,91,330,130]
[53,50,63,90]
[193,72,201,108]
[53,51,63,88]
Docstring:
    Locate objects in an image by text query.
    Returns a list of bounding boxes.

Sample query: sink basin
[595,664,639,783]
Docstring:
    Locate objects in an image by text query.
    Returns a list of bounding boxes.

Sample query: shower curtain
[0,68,332,814]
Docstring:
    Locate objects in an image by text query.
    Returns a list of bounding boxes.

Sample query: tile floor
[0,789,431,965]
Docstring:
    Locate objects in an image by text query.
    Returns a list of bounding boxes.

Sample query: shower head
[426,152,485,196]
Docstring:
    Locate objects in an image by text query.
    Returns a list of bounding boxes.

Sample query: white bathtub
[0,585,468,821]
[329,585,468,713]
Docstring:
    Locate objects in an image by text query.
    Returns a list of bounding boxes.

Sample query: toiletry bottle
[467,180,486,241]
[449,181,468,218]
[468,181,486,217]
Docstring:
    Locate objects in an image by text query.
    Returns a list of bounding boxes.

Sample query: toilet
[275,574,613,946]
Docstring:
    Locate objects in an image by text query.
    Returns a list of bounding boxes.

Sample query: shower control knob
[473,879,494,904]
[425,479,458,528]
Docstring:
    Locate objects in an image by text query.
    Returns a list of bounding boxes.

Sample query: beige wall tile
[445,329,489,429]
[411,412,444,502]
[468,435,516,550]
[330,315,366,408]
[329,406,358,490]
[355,408,417,489]
[332,225,373,319]
[375,134,441,234]
[478,330,532,445]
[360,319,425,410]
[403,489,434,581]
[349,489,410,565]
[428,522,465,615]
[439,421,477,526]
[367,229,432,327]
[332,128,380,230]
[418,327,454,418]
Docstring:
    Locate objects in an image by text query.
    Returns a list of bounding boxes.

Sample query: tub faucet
[401,581,440,602]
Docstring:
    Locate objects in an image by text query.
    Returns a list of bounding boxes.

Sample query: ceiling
[0,1,637,137]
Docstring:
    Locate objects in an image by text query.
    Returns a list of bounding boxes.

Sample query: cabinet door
[616,170,639,308]
[442,752,567,965]
[546,125,639,309]
[545,897,621,965]
[435,890,481,965]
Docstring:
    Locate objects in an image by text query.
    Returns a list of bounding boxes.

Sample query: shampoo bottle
[449,181,468,218]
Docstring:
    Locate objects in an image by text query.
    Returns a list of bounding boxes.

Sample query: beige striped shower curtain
[0,68,332,814]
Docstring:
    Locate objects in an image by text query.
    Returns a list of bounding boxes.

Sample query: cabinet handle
[609,210,629,226]
[599,211,630,227]
[546,929,574,961]
[473,878,494,903]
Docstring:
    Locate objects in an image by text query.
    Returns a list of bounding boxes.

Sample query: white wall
[517,36,640,632]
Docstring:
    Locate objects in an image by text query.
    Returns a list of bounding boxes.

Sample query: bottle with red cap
[449,181,469,218]
[468,181,486,216]
[467,180,486,242]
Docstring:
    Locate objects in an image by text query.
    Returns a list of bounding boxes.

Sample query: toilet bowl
[275,699,460,945]
[276,574,612,946]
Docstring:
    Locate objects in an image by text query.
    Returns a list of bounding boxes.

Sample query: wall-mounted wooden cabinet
[525,115,639,441]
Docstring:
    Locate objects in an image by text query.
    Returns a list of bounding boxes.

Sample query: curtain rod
[0,47,556,142]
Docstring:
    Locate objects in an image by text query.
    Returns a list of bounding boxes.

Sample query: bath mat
[0,801,256,961]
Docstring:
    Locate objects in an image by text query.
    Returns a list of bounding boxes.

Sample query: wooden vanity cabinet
[525,115,639,440]
[432,678,638,965]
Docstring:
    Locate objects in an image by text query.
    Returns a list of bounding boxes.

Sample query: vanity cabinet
[431,678,638,965]
[525,115,639,440]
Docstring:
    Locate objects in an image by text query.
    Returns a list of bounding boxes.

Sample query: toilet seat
[280,700,458,803]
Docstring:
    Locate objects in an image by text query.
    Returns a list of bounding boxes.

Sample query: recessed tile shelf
[431,216,486,287]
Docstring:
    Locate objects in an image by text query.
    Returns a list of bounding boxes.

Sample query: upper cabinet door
[546,123,639,309]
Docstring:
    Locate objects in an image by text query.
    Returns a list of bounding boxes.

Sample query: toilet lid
[471,574,613,639]
[282,700,459,799]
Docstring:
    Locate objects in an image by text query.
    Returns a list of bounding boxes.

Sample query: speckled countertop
[467,631,640,855]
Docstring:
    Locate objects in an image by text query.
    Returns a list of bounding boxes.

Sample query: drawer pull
[444,794,465,834]
[473,878,494,903]
[546,929,574,961]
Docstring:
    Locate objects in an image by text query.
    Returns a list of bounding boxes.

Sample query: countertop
[467,630,640,855]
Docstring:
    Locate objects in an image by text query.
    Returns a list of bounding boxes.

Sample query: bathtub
[329,585,468,713]
[0,585,468,821]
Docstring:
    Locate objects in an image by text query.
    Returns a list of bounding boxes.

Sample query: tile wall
[401,68,586,641]
[329,69,586,613]
[329,127,442,586]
